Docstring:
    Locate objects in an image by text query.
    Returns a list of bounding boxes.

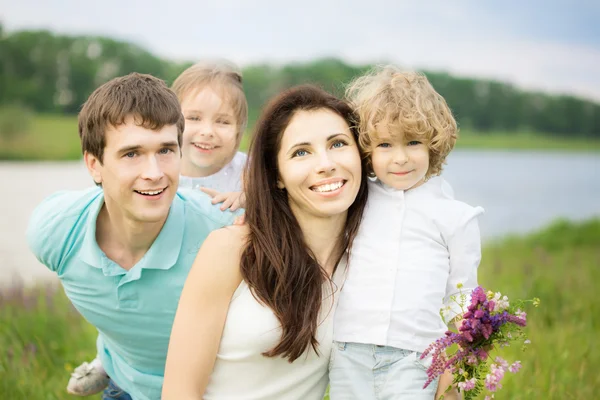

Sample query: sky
[3,0,600,101]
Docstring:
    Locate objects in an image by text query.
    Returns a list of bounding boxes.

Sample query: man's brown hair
[79,72,185,162]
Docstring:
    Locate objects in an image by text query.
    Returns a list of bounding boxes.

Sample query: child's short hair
[346,65,457,178]
[78,72,184,163]
[171,60,248,139]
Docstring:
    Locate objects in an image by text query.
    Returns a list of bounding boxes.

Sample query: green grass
[0,284,99,399]
[475,219,600,399]
[1,218,599,399]
[0,114,82,161]
[1,115,599,160]
[457,130,600,152]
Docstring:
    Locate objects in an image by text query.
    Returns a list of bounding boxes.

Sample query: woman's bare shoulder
[206,224,250,251]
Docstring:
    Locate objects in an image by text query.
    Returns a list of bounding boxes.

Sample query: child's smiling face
[370,128,430,190]
[180,86,240,178]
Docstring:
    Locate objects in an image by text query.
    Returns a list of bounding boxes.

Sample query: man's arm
[26,189,99,273]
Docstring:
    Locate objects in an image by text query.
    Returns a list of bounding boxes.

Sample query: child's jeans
[102,379,132,400]
[329,341,438,400]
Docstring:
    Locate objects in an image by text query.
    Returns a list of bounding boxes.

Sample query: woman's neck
[294,210,347,276]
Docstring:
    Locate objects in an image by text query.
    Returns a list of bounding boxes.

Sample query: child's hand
[200,188,246,211]
[436,369,461,400]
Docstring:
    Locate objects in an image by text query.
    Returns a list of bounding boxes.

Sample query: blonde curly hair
[346,65,457,178]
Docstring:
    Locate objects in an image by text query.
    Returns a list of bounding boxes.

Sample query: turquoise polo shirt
[26,187,237,400]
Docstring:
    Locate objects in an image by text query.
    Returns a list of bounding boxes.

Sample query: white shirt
[334,177,484,353]
[204,259,347,400]
[179,151,246,193]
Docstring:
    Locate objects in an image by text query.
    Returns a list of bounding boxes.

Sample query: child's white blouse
[334,177,484,353]
[179,151,247,193]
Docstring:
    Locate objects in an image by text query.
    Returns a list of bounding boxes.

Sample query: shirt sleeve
[442,206,484,322]
[26,191,76,273]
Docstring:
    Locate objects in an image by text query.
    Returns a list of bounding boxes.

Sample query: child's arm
[200,187,246,211]
[436,369,462,400]
[443,207,484,323]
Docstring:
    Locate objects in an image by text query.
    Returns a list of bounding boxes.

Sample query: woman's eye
[331,140,347,149]
[292,149,308,158]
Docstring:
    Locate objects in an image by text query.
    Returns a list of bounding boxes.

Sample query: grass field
[1,114,599,161]
[1,218,599,399]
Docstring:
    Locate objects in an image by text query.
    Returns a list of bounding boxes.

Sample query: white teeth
[194,143,215,150]
[136,189,164,196]
[312,181,344,193]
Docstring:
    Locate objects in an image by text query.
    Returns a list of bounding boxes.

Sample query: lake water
[1,150,599,286]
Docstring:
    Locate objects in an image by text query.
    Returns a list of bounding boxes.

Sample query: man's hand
[200,188,246,211]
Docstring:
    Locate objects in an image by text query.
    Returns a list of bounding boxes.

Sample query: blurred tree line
[1,26,599,138]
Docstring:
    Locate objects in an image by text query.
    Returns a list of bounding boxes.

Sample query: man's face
[85,115,181,225]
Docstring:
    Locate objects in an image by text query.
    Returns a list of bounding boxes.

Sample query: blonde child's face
[370,129,430,191]
[180,86,239,178]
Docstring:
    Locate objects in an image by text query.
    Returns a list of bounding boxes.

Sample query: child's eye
[377,142,392,148]
[331,140,347,149]
[186,116,201,122]
[292,149,308,158]
[217,119,231,125]
[408,140,422,146]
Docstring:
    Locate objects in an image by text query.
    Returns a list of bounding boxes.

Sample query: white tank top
[204,258,347,400]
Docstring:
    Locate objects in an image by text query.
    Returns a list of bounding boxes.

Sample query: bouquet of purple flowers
[422,284,539,400]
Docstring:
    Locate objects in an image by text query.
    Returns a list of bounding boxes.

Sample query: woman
[162,85,369,399]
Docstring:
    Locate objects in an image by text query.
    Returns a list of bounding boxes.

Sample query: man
[27,73,236,400]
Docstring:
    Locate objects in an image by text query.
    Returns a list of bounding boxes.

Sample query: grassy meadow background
[2,219,599,399]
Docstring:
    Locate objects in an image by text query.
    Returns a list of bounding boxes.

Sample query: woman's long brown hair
[241,85,369,362]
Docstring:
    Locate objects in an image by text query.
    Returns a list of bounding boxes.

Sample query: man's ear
[84,151,103,185]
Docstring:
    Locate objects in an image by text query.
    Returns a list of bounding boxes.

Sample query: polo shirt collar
[79,193,184,276]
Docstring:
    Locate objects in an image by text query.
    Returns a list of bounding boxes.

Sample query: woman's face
[276,108,362,221]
